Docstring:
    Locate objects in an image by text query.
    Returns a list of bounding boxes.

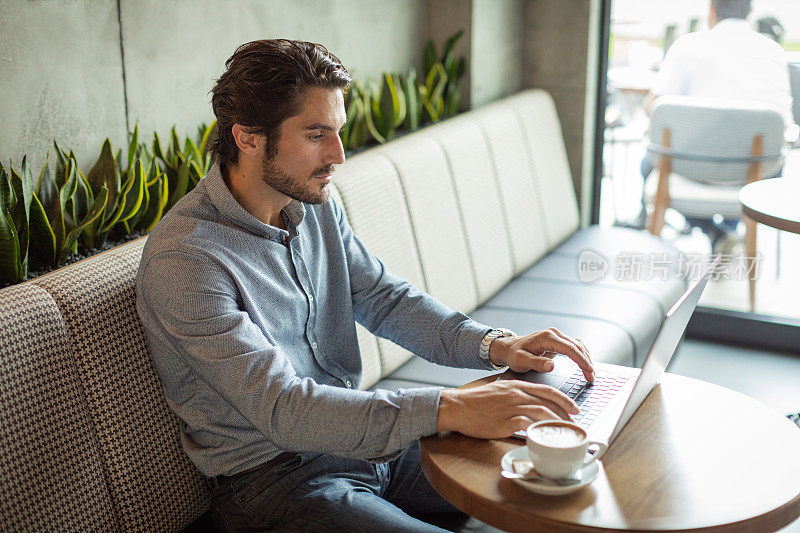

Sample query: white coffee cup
[525,420,607,479]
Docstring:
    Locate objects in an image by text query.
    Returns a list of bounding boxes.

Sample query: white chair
[644,96,787,311]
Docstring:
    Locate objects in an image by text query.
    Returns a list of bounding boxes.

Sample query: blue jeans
[209,441,466,532]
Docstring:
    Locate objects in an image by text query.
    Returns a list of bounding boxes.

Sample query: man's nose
[326,134,346,165]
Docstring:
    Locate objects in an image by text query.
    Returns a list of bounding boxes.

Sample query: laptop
[503,255,719,455]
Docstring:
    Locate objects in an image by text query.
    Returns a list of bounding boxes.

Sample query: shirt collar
[712,18,750,31]
[202,161,306,240]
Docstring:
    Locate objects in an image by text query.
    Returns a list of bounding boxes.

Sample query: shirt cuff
[455,319,495,370]
[365,386,443,463]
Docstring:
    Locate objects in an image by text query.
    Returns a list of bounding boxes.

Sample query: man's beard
[261,153,334,205]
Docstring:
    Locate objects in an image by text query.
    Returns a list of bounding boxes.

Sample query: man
[646,0,792,124]
[136,39,594,532]
[636,0,794,232]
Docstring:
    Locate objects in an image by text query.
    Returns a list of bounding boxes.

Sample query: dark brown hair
[209,39,351,166]
[712,0,750,21]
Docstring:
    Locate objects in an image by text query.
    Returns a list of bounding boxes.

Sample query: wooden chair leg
[745,217,757,312]
[744,134,763,312]
[647,128,671,237]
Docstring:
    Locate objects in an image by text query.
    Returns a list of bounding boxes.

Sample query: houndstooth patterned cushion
[0,283,117,532]
[33,238,210,532]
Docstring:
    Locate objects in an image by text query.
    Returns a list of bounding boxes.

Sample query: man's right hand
[436,380,580,439]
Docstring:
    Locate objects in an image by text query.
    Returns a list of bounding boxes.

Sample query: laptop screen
[605,256,718,446]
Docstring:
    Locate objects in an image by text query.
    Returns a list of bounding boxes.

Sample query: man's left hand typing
[489,327,595,382]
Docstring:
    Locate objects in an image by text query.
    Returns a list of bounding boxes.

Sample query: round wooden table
[420,373,800,532]
[739,178,800,234]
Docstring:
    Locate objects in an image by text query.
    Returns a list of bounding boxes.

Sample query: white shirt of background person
[653,17,794,128]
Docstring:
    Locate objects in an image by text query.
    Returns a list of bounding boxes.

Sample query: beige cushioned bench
[0,89,685,531]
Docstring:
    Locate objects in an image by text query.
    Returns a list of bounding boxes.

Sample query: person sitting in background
[634,0,794,236]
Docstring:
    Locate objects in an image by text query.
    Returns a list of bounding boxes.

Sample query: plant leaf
[86,139,119,221]
[28,192,57,267]
[53,141,70,189]
[198,120,216,157]
[0,161,14,213]
[0,208,21,283]
[10,157,33,275]
[423,39,436,78]
[165,155,189,212]
[116,159,145,225]
[61,186,108,262]
[127,124,140,170]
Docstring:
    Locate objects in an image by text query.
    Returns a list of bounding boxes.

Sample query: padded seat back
[503,91,581,247]
[331,154,427,379]
[33,239,209,532]
[470,101,550,273]
[426,115,515,303]
[377,134,479,314]
[0,283,118,532]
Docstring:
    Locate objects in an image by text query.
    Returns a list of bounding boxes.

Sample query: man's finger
[516,350,557,373]
[517,400,574,422]
[525,330,594,380]
[574,338,592,362]
[513,381,580,414]
[548,329,594,380]
[515,404,561,423]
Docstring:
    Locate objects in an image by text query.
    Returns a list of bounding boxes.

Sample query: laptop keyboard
[559,371,632,426]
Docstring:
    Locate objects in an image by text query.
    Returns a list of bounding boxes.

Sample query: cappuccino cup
[526,420,607,479]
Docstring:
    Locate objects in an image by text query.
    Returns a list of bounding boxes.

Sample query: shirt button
[308,295,314,302]
[345,380,353,388]
[311,342,318,349]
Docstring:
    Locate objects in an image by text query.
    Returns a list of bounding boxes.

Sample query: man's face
[261,87,346,204]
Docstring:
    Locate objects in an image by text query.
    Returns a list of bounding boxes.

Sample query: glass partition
[599,0,800,323]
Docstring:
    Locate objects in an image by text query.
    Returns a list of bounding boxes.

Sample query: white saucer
[500,446,601,496]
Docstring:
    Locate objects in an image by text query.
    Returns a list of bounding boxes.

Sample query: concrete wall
[525,0,596,205]
[1,0,426,172]
[1,0,598,220]
[470,0,524,108]
[121,0,427,150]
[0,0,128,174]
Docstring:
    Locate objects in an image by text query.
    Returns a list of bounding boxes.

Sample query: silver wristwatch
[479,328,516,370]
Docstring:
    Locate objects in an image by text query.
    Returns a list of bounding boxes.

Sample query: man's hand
[436,381,580,438]
[489,327,595,382]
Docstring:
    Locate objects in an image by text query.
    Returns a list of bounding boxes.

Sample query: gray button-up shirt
[135,163,493,477]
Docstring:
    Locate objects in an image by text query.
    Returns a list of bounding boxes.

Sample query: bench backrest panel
[330,154,425,376]
[377,135,479,314]
[504,91,580,247]
[470,102,551,273]
[427,115,515,303]
[33,239,209,532]
[0,284,118,532]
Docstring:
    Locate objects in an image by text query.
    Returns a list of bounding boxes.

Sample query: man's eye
[309,134,323,141]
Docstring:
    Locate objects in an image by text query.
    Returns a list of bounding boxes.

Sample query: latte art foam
[530,424,585,447]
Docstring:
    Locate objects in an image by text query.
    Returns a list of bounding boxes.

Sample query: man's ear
[231,124,263,157]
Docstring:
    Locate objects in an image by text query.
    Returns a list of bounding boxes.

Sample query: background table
[739,178,800,234]
[420,373,800,533]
